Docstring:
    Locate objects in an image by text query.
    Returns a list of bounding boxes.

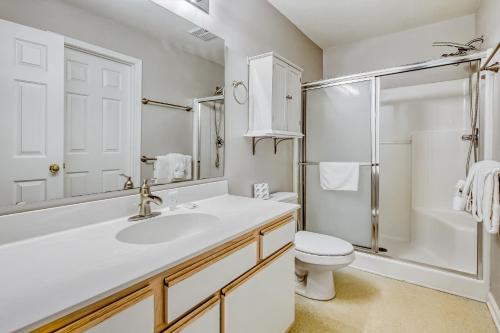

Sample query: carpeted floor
[289,268,497,333]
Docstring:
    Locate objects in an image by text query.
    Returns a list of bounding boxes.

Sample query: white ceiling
[267,0,481,49]
[62,0,224,65]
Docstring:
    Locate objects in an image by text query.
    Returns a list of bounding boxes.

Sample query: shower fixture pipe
[481,42,500,73]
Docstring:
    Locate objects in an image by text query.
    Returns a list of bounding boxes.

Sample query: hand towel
[482,168,500,234]
[319,162,359,191]
[153,155,173,182]
[154,153,192,183]
[453,160,500,234]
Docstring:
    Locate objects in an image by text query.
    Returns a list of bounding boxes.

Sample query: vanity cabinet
[221,245,295,333]
[163,295,220,333]
[164,237,258,323]
[247,52,304,138]
[55,287,155,333]
[35,214,295,333]
[260,216,295,259]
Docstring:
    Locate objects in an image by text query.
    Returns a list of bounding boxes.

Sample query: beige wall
[477,0,500,307]
[323,14,476,78]
[152,0,323,197]
[476,0,500,49]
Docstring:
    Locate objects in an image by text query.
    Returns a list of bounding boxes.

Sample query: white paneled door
[0,19,64,206]
[64,48,132,197]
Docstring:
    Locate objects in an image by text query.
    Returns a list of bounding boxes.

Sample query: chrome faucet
[129,179,163,221]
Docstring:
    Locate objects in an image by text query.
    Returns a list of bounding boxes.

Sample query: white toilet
[269,192,356,301]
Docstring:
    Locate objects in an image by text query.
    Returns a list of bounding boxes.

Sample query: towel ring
[232,80,248,105]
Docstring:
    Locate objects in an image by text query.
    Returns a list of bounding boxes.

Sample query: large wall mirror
[0,0,225,211]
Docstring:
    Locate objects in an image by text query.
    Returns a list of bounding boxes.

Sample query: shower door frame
[300,77,379,251]
[300,52,487,277]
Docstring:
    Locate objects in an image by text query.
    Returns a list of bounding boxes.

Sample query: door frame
[300,77,378,251]
[63,37,142,185]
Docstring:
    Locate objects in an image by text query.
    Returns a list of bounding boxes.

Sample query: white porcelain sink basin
[116,213,221,244]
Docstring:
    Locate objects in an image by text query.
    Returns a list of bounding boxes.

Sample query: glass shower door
[303,78,375,249]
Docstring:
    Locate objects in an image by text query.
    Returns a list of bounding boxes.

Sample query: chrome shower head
[432,36,484,57]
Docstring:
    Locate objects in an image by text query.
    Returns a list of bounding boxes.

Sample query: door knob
[49,163,61,175]
[286,95,293,100]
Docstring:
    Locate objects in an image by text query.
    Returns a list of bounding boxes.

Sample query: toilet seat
[295,231,355,266]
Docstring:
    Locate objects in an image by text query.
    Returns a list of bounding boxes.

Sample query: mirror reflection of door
[64,48,135,197]
[0,19,64,207]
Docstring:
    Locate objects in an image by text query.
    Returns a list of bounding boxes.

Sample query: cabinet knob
[286,95,293,100]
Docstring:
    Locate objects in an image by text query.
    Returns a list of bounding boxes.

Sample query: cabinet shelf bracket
[251,137,294,155]
[252,137,269,155]
[273,138,293,154]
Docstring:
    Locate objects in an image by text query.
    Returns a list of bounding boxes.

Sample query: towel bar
[141,155,157,164]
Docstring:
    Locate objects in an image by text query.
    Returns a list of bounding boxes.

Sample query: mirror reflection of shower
[194,95,225,180]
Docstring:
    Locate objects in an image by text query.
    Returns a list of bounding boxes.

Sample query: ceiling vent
[188,27,217,42]
[185,0,209,14]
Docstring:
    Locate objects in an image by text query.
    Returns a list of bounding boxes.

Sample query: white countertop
[0,194,297,332]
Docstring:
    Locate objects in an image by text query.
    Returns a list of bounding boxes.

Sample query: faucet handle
[142,178,158,186]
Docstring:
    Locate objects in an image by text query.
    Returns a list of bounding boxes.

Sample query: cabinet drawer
[164,294,219,333]
[57,287,154,333]
[260,217,295,259]
[165,238,257,323]
[221,244,295,333]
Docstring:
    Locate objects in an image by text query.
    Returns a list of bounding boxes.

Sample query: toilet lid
[295,231,354,256]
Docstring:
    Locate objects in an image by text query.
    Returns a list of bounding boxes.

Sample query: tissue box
[253,183,270,199]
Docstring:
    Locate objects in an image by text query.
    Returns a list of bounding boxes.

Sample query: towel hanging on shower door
[319,162,359,191]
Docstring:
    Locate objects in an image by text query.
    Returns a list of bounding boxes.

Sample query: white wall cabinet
[247,52,303,138]
[222,245,295,333]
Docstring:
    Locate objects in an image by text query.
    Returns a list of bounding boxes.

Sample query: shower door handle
[461,133,478,142]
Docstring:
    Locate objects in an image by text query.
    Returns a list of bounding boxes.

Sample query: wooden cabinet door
[271,59,288,132]
[286,67,302,133]
[164,295,220,333]
[56,287,154,333]
[221,245,295,333]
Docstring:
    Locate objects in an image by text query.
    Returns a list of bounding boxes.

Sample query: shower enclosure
[300,54,484,276]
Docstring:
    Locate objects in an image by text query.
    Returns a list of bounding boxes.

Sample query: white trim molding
[487,292,500,332]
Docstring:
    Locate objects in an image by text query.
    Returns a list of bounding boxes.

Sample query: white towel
[319,162,359,191]
[153,153,192,183]
[453,160,500,234]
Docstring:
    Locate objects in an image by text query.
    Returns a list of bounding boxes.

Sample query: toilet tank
[269,192,298,204]
[269,192,299,231]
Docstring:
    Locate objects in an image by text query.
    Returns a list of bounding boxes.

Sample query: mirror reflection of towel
[154,153,192,183]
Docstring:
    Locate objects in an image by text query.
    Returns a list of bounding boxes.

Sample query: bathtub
[353,208,484,300]
[410,207,477,274]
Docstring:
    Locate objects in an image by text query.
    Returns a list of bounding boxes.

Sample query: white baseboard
[487,292,500,332]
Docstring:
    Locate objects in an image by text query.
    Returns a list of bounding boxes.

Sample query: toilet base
[295,269,336,301]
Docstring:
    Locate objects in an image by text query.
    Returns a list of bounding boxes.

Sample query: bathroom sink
[116,213,221,244]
